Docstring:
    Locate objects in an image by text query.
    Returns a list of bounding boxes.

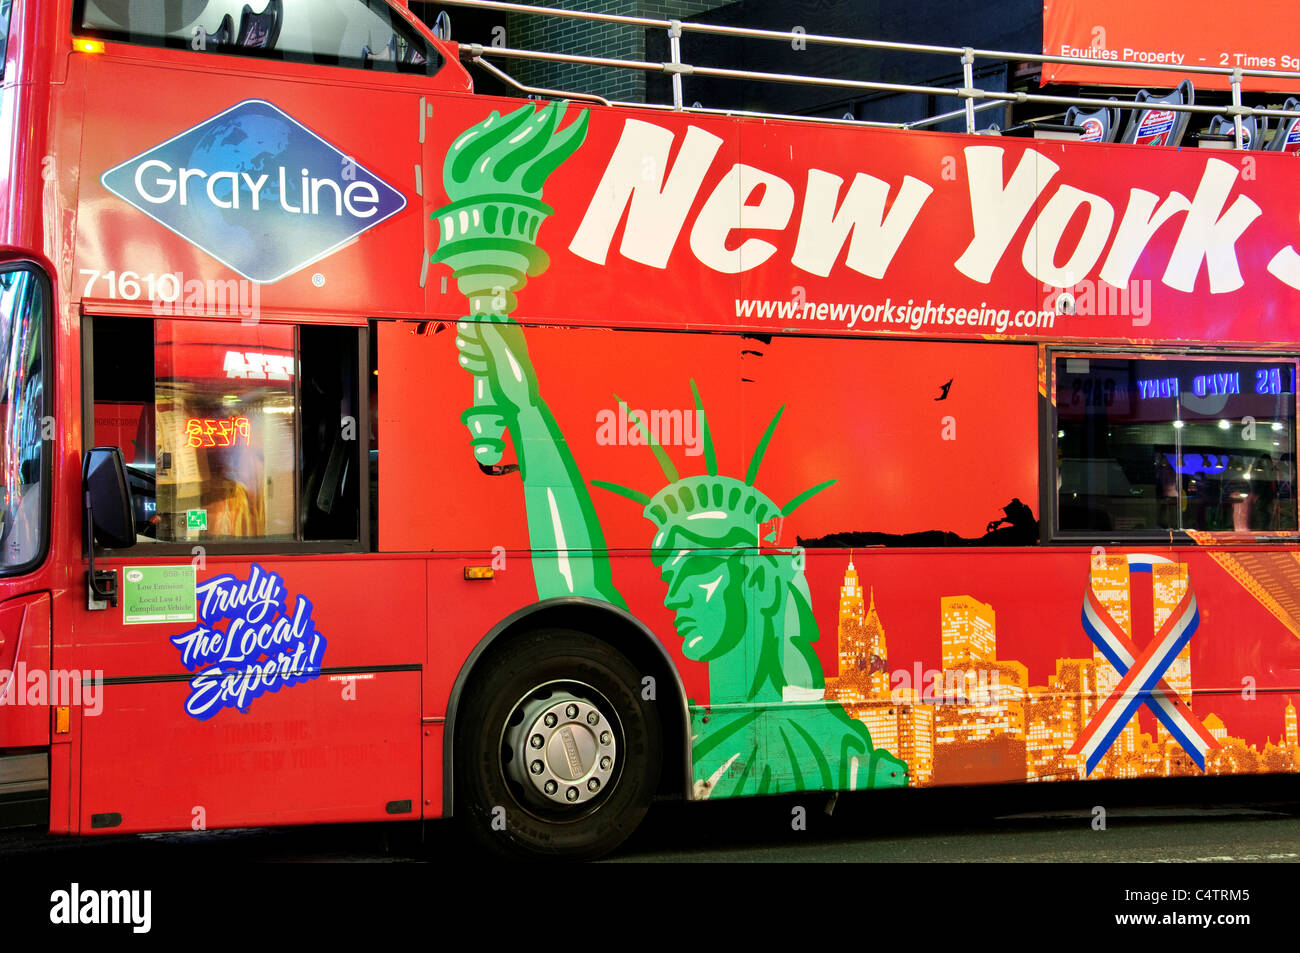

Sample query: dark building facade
[413,1,737,104]
[646,0,1041,130]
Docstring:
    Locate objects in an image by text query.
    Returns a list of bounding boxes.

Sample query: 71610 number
[79,270,182,302]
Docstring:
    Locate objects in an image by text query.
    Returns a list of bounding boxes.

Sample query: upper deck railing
[430,0,1300,148]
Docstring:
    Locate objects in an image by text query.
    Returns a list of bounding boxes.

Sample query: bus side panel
[68,556,430,831]
[382,324,1039,555]
[77,670,421,833]
[0,592,51,747]
[74,54,427,320]
[393,309,1300,788]
[791,545,1300,786]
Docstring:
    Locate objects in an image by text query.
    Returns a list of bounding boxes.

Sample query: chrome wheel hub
[506,689,618,808]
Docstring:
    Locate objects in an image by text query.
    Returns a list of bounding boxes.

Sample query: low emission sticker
[122,565,198,625]
[100,99,407,283]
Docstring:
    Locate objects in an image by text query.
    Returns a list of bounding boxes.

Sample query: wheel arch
[442,597,692,816]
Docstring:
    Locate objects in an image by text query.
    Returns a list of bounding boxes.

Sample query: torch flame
[444,101,589,202]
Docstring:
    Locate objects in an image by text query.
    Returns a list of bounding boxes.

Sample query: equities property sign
[1042,0,1300,91]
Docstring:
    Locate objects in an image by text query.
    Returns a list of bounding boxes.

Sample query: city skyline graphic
[825,557,1300,786]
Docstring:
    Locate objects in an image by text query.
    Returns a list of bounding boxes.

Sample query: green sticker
[186,509,208,530]
[122,565,197,625]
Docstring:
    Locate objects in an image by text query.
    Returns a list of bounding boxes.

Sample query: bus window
[74,0,442,74]
[90,317,156,537]
[0,268,47,573]
[89,316,361,548]
[299,323,361,542]
[1055,355,1297,535]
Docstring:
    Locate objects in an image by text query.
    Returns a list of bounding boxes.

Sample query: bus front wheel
[454,628,662,860]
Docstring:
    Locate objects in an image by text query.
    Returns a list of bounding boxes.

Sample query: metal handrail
[906,100,1006,130]
[470,54,613,105]
[432,0,1300,78]
[437,0,1300,148]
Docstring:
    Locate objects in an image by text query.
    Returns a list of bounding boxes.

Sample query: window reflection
[0,270,45,571]
[154,320,296,542]
[1056,356,1297,534]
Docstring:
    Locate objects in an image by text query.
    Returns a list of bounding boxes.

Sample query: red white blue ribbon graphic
[1070,554,1218,775]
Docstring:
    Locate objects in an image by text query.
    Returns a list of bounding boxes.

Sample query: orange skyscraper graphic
[929,595,1028,785]
[832,559,889,700]
[826,560,931,784]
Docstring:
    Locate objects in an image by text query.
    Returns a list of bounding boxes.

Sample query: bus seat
[1207,113,1265,149]
[1268,97,1300,152]
[237,0,282,51]
[195,14,233,48]
[362,33,429,68]
[1063,101,1120,142]
[1119,80,1194,147]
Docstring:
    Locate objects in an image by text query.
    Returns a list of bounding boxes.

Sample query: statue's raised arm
[432,104,623,608]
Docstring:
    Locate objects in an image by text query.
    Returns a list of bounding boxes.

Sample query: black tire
[455,627,663,860]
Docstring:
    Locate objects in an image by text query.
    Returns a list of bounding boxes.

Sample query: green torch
[431,102,589,466]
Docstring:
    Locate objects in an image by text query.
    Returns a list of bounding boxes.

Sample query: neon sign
[1136,367,1294,399]
[185,416,251,448]
[1191,372,1241,397]
[1254,367,1286,395]
[1137,376,1179,399]
[224,350,294,381]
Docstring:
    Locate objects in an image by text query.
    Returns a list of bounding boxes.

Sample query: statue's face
[660,552,745,661]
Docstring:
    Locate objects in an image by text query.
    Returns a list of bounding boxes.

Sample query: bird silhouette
[935,378,953,401]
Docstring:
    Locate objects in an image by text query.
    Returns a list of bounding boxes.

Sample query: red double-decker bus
[2,0,1299,859]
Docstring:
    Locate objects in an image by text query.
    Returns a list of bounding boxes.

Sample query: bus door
[60,1,461,834]
[65,311,429,834]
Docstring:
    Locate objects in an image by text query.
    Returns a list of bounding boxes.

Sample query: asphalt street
[0,774,1295,863]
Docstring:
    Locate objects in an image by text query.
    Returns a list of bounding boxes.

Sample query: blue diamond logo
[101,99,407,284]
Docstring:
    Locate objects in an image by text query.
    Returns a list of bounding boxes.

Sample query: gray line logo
[101,99,406,284]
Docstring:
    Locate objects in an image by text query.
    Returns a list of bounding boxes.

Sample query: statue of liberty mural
[433,102,907,797]
[593,387,908,796]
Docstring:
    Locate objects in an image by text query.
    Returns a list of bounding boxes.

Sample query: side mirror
[83,447,135,549]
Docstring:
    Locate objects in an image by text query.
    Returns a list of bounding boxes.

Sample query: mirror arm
[84,490,119,609]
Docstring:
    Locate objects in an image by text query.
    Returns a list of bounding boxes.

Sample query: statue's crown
[644,474,783,532]
[593,382,834,560]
